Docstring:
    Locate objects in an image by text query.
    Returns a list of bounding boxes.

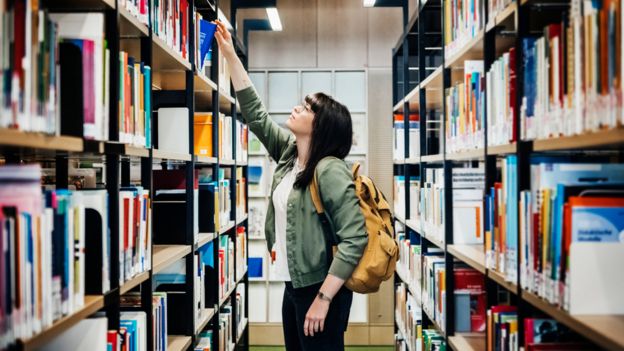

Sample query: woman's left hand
[304,296,330,337]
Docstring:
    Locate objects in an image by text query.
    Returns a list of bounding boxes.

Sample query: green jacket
[236,86,368,288]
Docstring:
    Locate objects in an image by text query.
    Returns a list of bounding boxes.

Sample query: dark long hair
[293,92,353,188]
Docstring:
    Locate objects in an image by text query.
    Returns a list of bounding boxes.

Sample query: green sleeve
[317,158,368,280]
[235,86,293,161]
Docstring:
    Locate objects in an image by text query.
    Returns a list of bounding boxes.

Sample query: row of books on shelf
[521,0,624,141]
[393,113,420,161]
[395,281,422,351]
[0,164,151,349]
[195,285,246,351]
[445,61,485,154]
[424,0,623,149]
[423,254,487,335]
[488,305,593,351]
[2,3,234,147]
[153,167,243,241]
[395,167,485,246]
[159,110,247,160]
[152,0,191,60]
[519,159,624,315]
[121,0,150,25]
[444,0,483,59]
[485,156,518,283]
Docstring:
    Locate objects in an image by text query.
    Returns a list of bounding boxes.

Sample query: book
[445,60,485,153]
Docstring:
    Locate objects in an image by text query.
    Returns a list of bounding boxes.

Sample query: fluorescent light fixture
[363,0,376,7]
[266,7,283,31]
[218,9,233,30]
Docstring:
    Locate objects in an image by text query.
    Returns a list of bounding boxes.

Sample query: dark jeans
[282,282,353,351]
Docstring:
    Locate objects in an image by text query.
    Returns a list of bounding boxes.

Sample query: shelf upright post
[211,1,222,349]
[185,0,198,340]
[140,11,155,350]
[418,4,427,210]
[103,1,122,333]
[402,34,411,222]
[515,1,531,344]
[441,54,454,339]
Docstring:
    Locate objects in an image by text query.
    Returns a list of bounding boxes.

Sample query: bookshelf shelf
[120,271,150,294]
[532,127,624,151]
[421,154,444,162]
[237,213,248,225]
[405,157,420,164]
[196,155,218,164]
[405,219,421,233]
[152,149,193,162]
[448,334,486,351]
[104,142,150,157]
[423,230,445,250]
[153,245,192,274]
[0,128,84,152]
[19,295,105,351]
[195,308,216,335]
[487,269,518,294]
[197,232,217,249]
[445,149,485,161]
[395,315,414,351]
[423,306,446,337]
[119,6,149,37]
[220,221,236,235]
[396,267,419,297]
[444,31,485,69]
[421,66,443,90]
[395,214,406,225]
[152,35,192,71]
[393,100,405,113]
[486,2,517,33]
[167,335,192,351]
[486,142,517,155]
[447,245,486,274]
[47,0,115,10]
[220,283,237,307]
[220,88,236,104]
[405,85,420,108]
[220,159,236,166]
[521,290,624,350]
[236,318,249,345]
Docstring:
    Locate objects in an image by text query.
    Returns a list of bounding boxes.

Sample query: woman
[214,21,368,351]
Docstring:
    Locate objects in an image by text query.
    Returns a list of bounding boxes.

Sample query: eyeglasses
[294,103,312,114]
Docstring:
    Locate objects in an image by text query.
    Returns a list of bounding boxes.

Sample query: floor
[250,347,393,351]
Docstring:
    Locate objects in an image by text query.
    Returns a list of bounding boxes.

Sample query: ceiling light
[363,0,376,7]
[266,7,283,31]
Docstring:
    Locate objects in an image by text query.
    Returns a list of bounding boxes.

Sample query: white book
[157,107,189,155]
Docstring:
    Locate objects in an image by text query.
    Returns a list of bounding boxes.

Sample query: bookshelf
[392,0,624,349]
[0,0,249,350]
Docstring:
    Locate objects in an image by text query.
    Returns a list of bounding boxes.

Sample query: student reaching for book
[214,20,367,351]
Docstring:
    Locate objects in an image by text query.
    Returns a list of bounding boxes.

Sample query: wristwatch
[317,291,332,303]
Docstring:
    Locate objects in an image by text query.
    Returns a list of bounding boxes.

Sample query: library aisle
[1,0,623,350]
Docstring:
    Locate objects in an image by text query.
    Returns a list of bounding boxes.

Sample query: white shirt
[271,159,304,282]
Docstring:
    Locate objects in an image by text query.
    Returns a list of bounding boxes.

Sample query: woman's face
[286,101,315,137]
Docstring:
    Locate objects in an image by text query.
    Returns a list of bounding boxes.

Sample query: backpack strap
[309,170,325,215]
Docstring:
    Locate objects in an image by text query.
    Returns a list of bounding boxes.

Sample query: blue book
[522,38,537,118]
[248,257,264,278]
[571,203,624,243]
[198,20,217,72]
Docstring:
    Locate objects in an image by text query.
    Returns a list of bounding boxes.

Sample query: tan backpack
[310,162,399,294]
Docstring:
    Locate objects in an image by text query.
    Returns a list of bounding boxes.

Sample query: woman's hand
[304,296,330,337]
[213,20,236,58]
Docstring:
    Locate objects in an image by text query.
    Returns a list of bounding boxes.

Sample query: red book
[107,330,118,351]
[508,47,517,142]
[82,40,96,138]
[123,197,130,266]
[12,0,25,126]
[454,268,486,332]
